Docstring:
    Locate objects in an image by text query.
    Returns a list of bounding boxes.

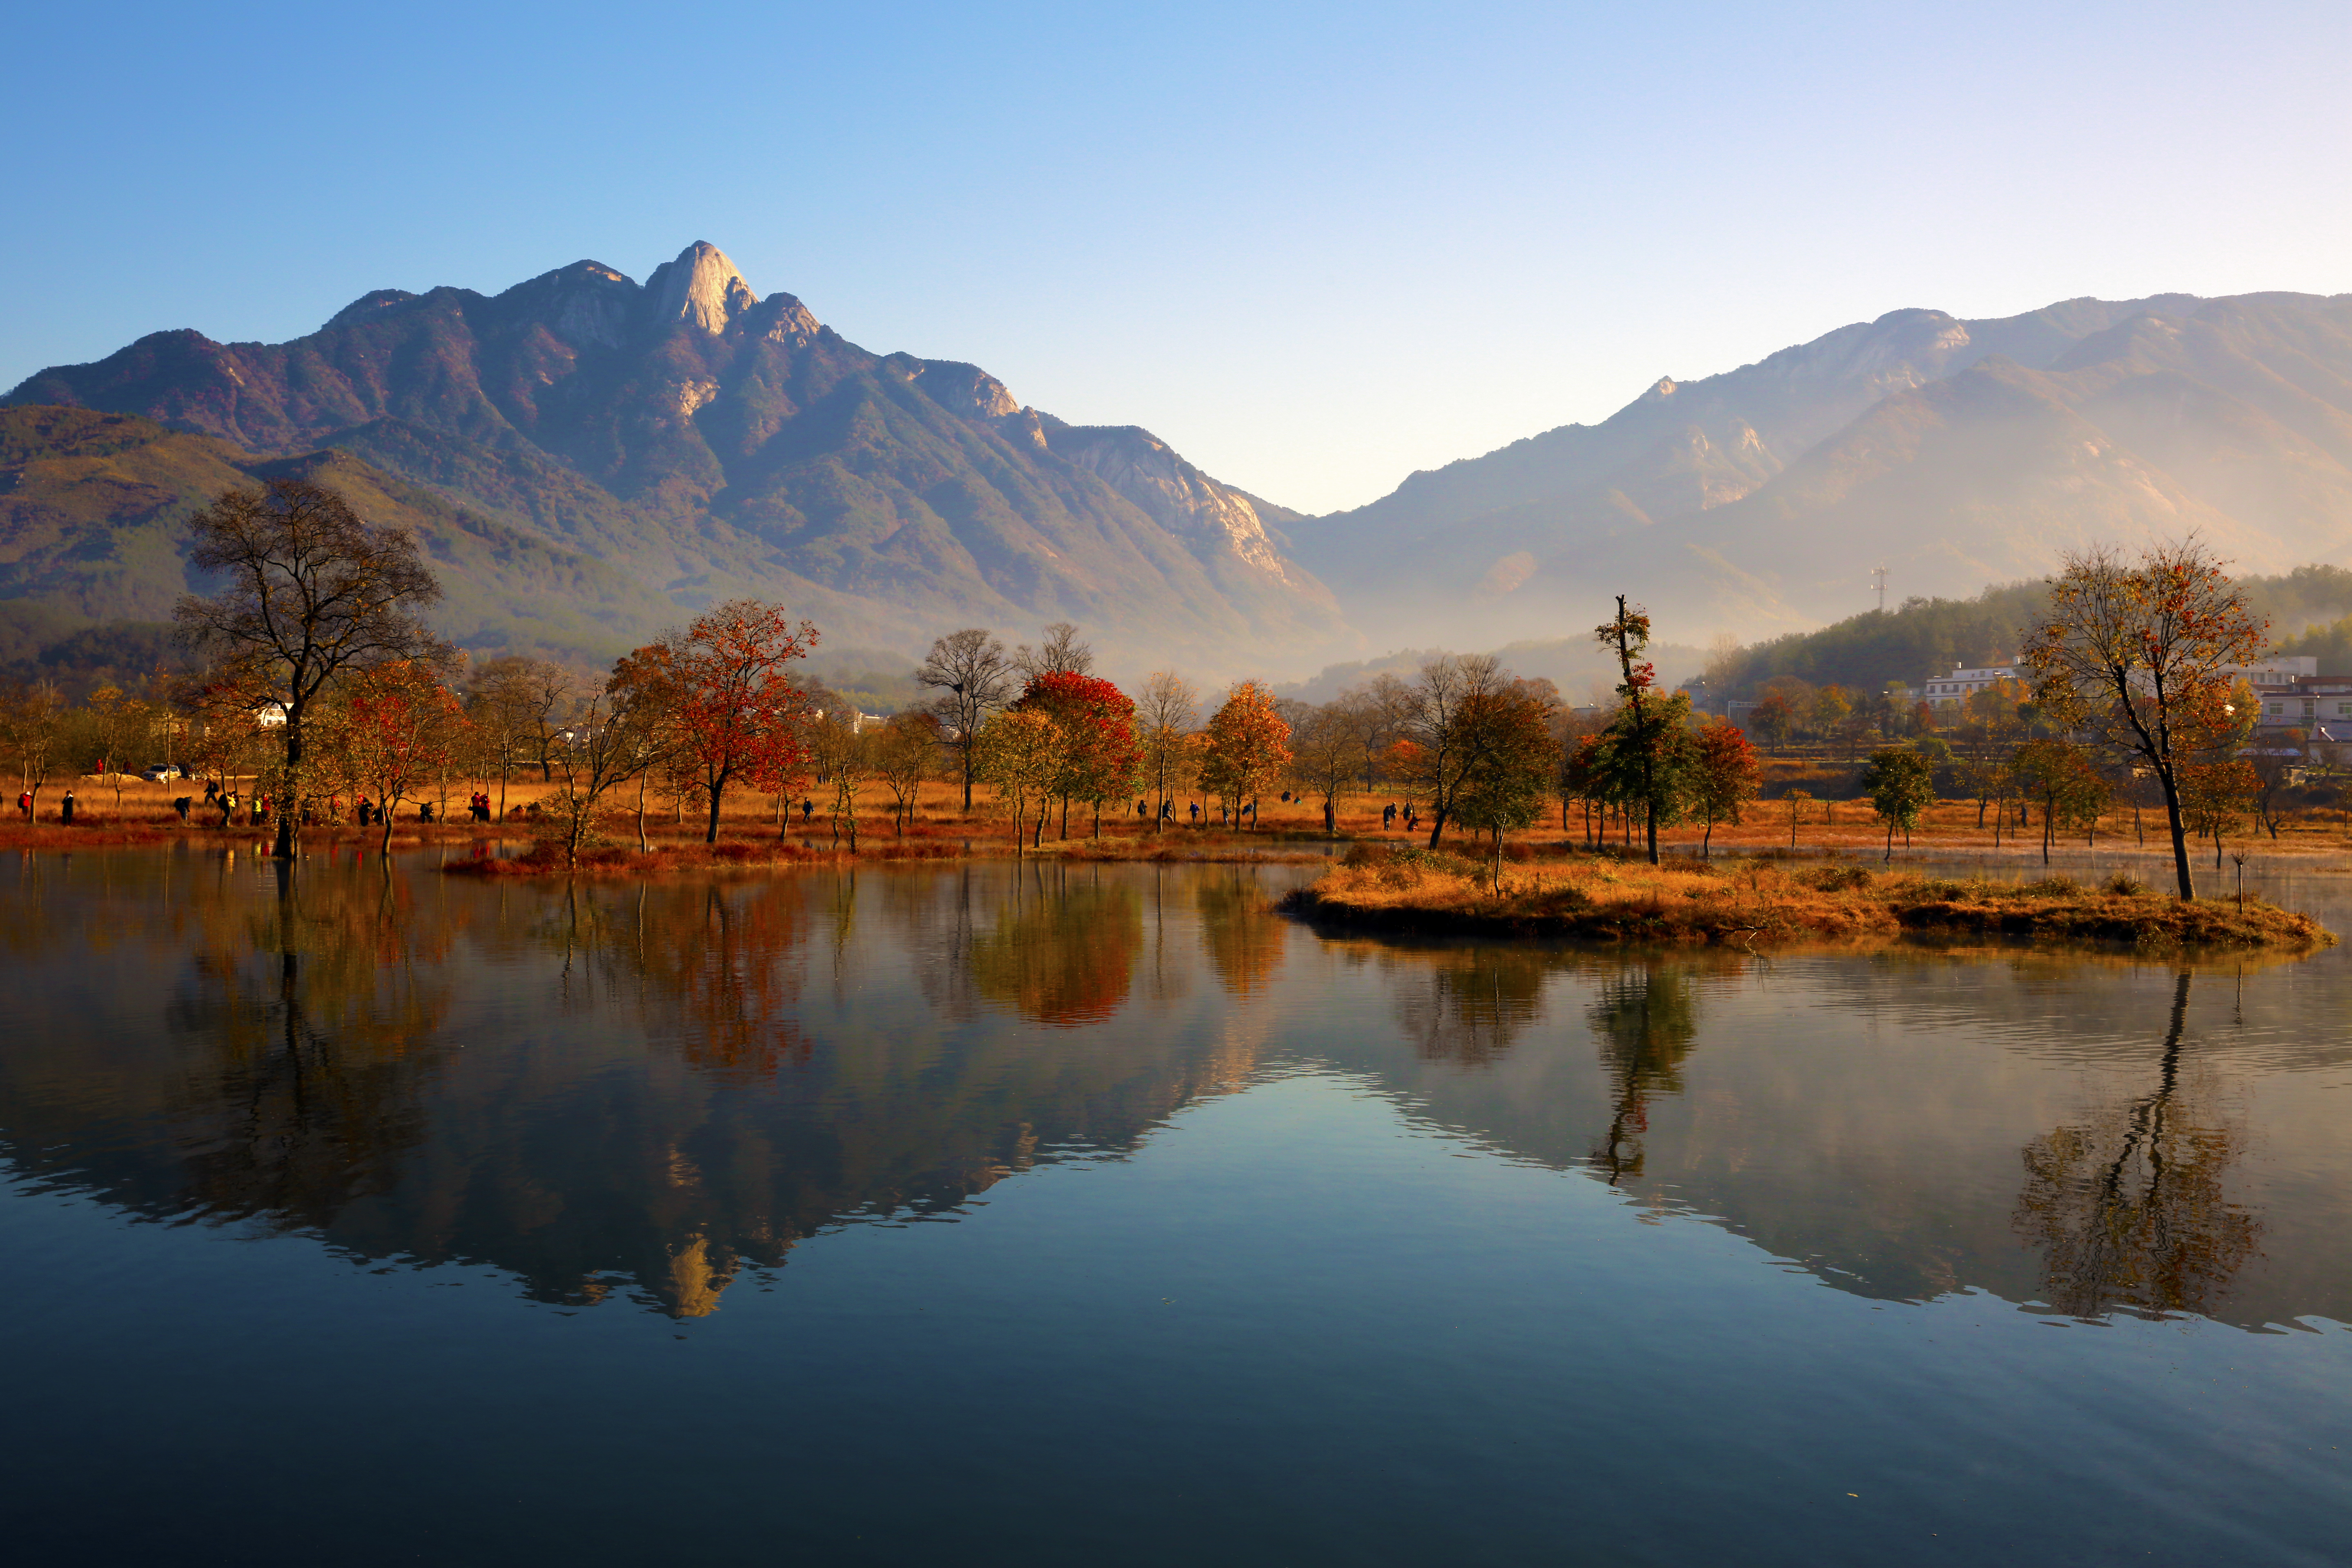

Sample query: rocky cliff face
[7,243,1349,676]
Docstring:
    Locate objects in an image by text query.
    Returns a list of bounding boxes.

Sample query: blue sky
[4,0,2346,513]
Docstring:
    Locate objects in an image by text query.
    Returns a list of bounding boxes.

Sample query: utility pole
[1872,564,1889,613]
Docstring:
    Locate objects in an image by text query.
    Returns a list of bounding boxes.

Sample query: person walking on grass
[61,789,74,826]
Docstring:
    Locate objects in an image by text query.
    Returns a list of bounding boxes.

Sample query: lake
[2,845,2348,1565]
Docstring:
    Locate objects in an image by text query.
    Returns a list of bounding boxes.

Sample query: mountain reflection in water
[3,849,2350,1331]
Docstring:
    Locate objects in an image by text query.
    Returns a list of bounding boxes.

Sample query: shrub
[2103,871,2148,897]
[1806,865,1874,891]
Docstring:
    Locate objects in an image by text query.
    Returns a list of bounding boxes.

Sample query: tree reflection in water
[165,857,458,1229]
[1587,965,1701,1186]
[968,864,1143,1026]
[1391,947,1557,1065]
[570,880,814,1078]
[1193,869,1286,996]
[2013,972,2261,1319]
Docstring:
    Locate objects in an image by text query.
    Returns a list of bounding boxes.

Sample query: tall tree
[1596,596,1677,864]
[610,599,816,844]
[918,628,1016,810]
[174,479,452,858]
[2022,539,2268,898]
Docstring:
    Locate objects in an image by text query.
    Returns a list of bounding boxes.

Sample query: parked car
[140,764,183,782]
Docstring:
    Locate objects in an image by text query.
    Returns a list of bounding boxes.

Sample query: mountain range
[1288,290,2352,649]
[9,246,2352,687]
[4,242,1341,677]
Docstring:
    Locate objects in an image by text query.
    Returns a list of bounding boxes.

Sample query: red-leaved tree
[612,600,817,843]
[1015,670,1142,838]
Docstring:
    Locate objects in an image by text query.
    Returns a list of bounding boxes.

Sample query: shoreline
[1277,849,2337,955]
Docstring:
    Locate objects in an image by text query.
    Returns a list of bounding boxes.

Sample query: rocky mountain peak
[645,241,758,335]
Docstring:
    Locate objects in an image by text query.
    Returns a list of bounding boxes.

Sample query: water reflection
[2013,973,2262,1320]
[1,852,2349,1330]
[969,867,1142,1027]
[1587,966,1700,1185]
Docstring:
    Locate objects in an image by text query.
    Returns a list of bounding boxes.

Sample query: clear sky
[4,0,2346,514]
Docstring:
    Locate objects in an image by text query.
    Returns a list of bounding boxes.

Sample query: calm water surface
[2,845,2349,1565]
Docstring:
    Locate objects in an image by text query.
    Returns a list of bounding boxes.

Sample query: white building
[1920,664,2020,710]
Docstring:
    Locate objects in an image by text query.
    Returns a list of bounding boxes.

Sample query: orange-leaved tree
[1016,670,1141,839]
[1689,719,1761,859]
[1198,680,1292,828]
[331,660,471,855]
[611,599,816,844]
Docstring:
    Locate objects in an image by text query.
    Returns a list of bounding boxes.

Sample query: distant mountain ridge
[1287,290,2352,647]
[7,242,1347,676]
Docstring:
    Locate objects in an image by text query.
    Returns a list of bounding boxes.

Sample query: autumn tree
[874,710,940,836]
[2178,757,2258,871]
[85,684,151,813]
[1286,701,1360,837]
[1448,682,1561,875]
[323,661,471,854]
[1750,688,1795,753]
[610,599,816,844]
[1688,719,1762,859]
[805,704,876,850]
[1858,747,1935,863]
[918,628,1017,810]
[973,707,1064,851]
[1595,596,1688,864]
[1016,670,1140,839]
[1197,681,1292,828]
[1389,654,1513,848]
[541,681,679,868]
[2012,738,2110,864]
[465,655,570,815]
[1135,671,1200,832]
[0,683,65,817]
[174,479,452,858]
[2023,539,2268,898]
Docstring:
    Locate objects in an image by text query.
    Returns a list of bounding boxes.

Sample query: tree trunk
[637,770,650,852]
[274,706,301,860]
[2154,764,2196,899]
[704,779,724,844]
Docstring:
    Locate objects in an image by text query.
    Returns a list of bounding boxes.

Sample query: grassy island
[1278,844,2336,953]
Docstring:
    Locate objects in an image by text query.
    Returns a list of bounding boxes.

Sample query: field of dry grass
[1283,844,2336,953]
[5,772,2346,889]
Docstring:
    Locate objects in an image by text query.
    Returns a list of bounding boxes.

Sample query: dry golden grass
[1282,845,2335,953]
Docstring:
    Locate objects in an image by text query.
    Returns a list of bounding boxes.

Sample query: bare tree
[1135,671,1200,832]
[918,628,1017,809]
[874,710,940,835]
[1287,702,1358,837]
[1013,621,1094,680]
[2023,539,2267,898]
[174,479,452,858]
[1392,653,1509,848]
[464,656,569,818]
